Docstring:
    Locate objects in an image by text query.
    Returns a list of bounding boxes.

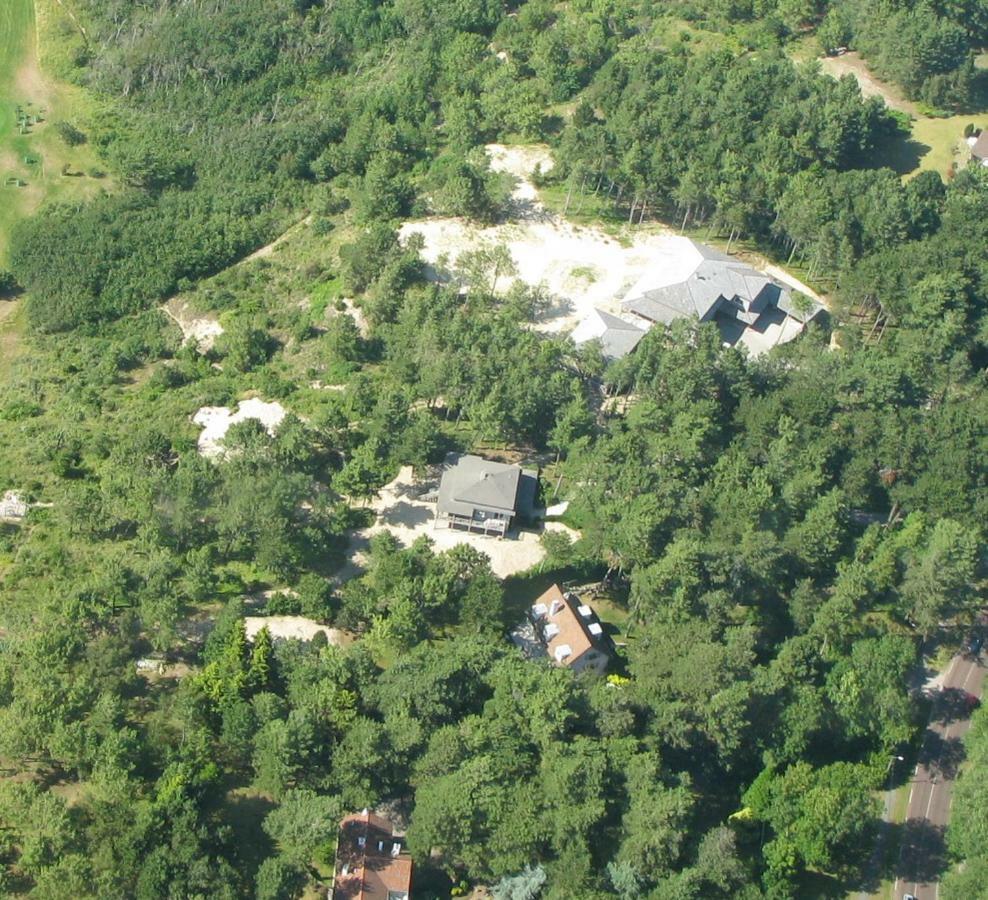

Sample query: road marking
[889,651,986,900]
[961,662,977,690]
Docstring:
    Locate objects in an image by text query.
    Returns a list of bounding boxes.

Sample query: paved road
[893,648,985,900]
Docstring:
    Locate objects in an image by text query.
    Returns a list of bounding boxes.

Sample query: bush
[255,856,304,900]
[54,120,87,146]
[0,269,19,295]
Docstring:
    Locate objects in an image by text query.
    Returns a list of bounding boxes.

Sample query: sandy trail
[817,53,916,115]
[243,213,313,263]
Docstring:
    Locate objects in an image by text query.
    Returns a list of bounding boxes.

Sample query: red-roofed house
[530,584,612,675]
[331,809,413,900]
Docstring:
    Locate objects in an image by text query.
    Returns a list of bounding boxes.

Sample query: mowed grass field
[0,0,107,263]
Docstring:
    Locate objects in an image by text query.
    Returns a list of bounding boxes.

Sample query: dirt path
[0,298,18,325]
[162,296,224,351]
[818,52,917,115]
[242,213,312,263]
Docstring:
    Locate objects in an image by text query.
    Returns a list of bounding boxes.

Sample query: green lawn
[0,1,33,127]
[0,0,40,258]
[0,0,108,263]
[908,113,988,178]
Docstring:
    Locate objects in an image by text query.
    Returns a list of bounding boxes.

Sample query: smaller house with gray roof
[436,454,538,536]
[570,308,648,360]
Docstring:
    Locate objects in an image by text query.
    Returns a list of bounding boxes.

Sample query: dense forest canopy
[0,0,985,899]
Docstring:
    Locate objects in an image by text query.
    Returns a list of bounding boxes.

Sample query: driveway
[893,645,985,900]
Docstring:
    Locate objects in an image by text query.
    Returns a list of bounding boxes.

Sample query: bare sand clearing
[405,215,708,334]
[162,297,224,351]
[402,144,820,336]
[333,298,370,338]
[193,398,287,457]
[244,616,343,645]
[342,466,580,580]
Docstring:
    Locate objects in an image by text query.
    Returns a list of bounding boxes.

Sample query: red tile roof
[532,584,610,670]
[333,809,413,900]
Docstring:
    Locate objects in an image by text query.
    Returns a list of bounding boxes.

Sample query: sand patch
[245,615,343,645]
[333,298,370,338]
[486,142,554,206]
[0,491,28,521]
[193,398,287,458]
[341,466,580,580]
[162,297,224,351]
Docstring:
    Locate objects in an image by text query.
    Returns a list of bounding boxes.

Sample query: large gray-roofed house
[436,454,538,536]
[570,308,648,360]
[621,239,823,351]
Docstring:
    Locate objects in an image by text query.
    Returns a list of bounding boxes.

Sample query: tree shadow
[933,686,980,726]
[872,131,931,176]
[918,732,967,780]
[892,818,947,885]
[380,499,435,529]
[220,790,277,885]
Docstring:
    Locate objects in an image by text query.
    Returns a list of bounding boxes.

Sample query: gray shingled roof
[622,241,809,330]
[437,455,538,519]
[573,309,647,360]
[973,131,988,161]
